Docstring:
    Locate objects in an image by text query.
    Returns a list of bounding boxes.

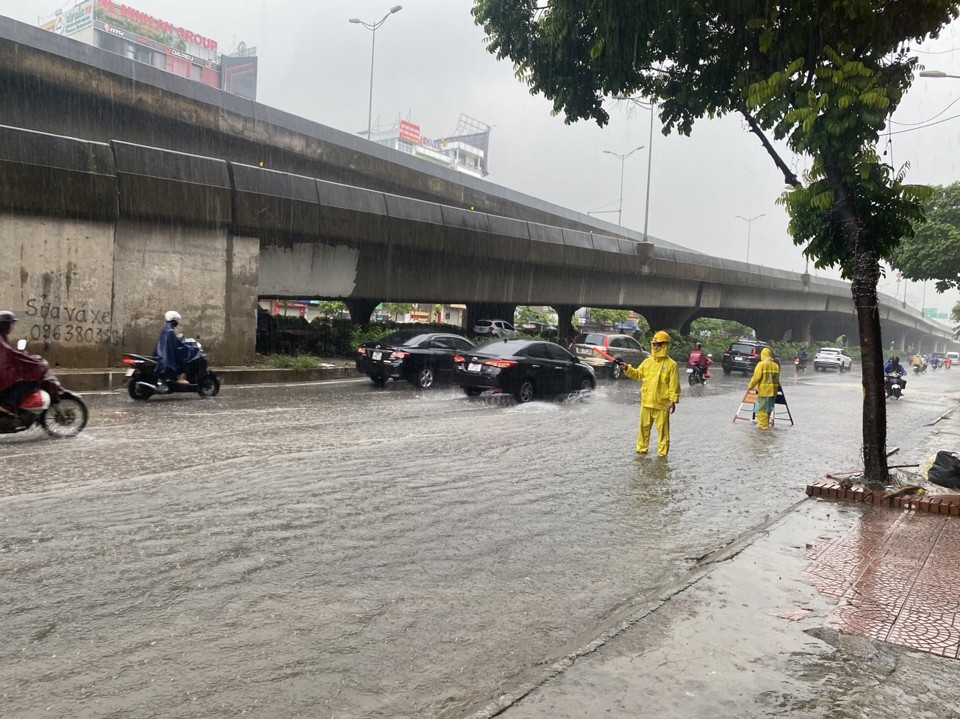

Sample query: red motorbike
[0,340,88,437]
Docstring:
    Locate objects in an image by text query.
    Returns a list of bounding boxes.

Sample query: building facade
[369,115,490,180]
[38,0,257,99]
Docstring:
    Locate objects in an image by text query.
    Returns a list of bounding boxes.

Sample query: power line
[888,112,960,135]
[890,95,960,126]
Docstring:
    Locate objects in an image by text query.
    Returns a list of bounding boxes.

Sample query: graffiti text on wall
[24,299,120,345]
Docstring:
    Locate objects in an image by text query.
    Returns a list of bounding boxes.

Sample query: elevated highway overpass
[0,16,953,367]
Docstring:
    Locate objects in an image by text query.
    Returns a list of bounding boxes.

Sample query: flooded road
[3,364,959,718]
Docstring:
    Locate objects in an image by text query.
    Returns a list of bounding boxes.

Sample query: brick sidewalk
[804,506,960,658]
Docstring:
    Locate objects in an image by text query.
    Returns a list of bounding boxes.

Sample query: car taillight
[390,351,410,360]
[453,355,465,363]
[485,359,517,368]
[122,357,135,366]
[358,347,367,355]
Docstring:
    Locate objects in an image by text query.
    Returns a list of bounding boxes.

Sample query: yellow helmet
[653,330,671,343]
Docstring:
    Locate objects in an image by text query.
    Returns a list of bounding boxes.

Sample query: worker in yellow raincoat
[616,330,681,456]
[747,347,780,430]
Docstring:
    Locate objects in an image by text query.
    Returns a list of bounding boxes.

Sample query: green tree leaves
[889,182,960,293]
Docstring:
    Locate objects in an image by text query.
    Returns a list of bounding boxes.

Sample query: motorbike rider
[686,342,712,380]
[795,347,809,368]
[155,310,207,393]
[0,310,54,410]
[884,355,907,391]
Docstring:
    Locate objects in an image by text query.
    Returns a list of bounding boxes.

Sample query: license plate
[686,368,693,373]
[372,351,382,361]
[735,356,744,361]
[125,368,134,377]
[578,348,589,355]
[468,363,482,372]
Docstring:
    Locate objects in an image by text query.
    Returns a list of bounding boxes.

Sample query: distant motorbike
[686,362,711,386]
[0,340,88,437]
[122,339,220,401]
[913,363,927,375]
[884,372,904,400]
[795,357,807,372]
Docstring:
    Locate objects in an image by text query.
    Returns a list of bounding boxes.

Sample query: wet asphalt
[2,364,958,718]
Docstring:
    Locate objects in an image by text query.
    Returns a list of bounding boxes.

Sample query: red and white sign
[399,120,421,144]
[97,0,219,52]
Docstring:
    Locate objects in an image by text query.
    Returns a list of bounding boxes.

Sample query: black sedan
[356,331,476,388]
[454,339,597,402]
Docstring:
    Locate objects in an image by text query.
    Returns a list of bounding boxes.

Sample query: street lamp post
[349,5,403,141]
[602,145,644,226]
[734,213,766,263]
[614,97,656,241]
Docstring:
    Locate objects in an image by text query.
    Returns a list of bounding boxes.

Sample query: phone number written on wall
[24,300,121,345]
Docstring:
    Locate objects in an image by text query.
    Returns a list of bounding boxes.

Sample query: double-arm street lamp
[603,145,645,226]
[735,213,766,263]
[349,5,403,141]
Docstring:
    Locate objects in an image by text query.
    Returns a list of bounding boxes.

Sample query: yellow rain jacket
[748,348,780,397]
[624,343,681,409]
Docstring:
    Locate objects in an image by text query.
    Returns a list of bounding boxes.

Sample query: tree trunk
[851,246,888,485]
[824,158,889,486]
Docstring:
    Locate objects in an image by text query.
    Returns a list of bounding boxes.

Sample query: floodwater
[2,364,957,718]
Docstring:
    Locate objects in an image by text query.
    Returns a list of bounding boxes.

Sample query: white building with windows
[368,114,490,180]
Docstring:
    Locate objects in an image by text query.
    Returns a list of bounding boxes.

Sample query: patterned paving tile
[804,503,960,659]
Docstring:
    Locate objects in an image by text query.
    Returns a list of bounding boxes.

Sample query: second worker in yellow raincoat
[618,330,681,456]
[747,347,780,430]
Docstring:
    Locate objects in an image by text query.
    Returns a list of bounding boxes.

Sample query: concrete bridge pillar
[643,309,696,334]
[793,316,813,345]
[749,318,787,342]
[554,305,578,344]
[345,299,380,326]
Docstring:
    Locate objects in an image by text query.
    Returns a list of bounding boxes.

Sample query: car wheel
[611,362,623,380]
[414,367,435,389]
[463,387,483,397]
[722,364,732,375]
[515,379,535,403]
[370,374,388,386]
[578,377,595,392]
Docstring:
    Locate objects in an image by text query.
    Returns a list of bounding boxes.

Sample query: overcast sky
[5,0,960,314]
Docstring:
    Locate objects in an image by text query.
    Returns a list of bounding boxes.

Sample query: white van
[947,351,959,363]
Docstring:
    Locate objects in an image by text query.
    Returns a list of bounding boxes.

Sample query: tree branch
[739,109,801,188]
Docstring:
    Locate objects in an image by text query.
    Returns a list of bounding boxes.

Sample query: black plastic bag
[928,451,960,490]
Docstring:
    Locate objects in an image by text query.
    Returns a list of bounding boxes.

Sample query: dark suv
[722,340,770,375]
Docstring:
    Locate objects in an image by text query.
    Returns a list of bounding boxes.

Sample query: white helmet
[164,310,181,323]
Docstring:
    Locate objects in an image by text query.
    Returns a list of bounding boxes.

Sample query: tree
[889,182,960,293]
[588,308,631,326]
[315,301,346,319]
[473,0,958,483]
[515,305,556,325]
[382,302,414,321]
[690,318,753,341]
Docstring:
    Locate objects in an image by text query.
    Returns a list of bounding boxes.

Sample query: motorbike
[913,363,927,375]
[0,340,89,437]
[794,356,808,372]
[884,372,904,400]
[686,359,711,386]
[122,339,220,401]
